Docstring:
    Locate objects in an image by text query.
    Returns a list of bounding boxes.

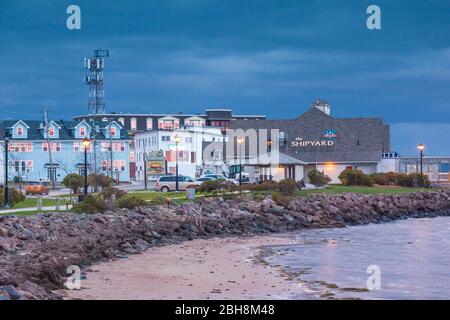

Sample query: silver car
[155,175,195,192]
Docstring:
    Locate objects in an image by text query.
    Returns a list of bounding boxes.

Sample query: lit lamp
[417,143,425,188]
[237,137,244,186]
[82,138,91,195]
[174,134,180,192]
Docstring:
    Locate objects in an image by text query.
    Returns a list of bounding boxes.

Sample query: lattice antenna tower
[84,49,109,114]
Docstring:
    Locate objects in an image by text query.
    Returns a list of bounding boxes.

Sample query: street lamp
[267,139,272,181]
[237,137,244,186]
[4,135,10,208]
[82,138,91,195]
[174,134,180,192]
[417,143,425,188]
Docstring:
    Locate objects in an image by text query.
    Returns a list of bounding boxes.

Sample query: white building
[134,126,225,180]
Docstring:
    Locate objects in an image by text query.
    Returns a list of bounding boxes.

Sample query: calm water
[264,217,450,299]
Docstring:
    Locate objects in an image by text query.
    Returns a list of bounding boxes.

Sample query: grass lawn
[293,184,425,196]
[9,196,75,209]
[0,210,69,216]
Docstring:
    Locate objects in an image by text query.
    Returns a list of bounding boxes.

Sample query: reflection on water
[264,217,450,299]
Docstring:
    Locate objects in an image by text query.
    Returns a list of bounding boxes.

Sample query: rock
[151,231,161,239]
[1,285,21,300]
[0,226,8,237]
[94,216,107,224]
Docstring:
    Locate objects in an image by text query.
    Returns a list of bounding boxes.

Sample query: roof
[0,120,130,141]
[231,107,389,163]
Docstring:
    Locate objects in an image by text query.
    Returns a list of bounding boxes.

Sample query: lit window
[42,142,48,152]
[110,126,116,136]
[130,151,135,162]
[79,127,86,137]
[130,118,137,130]
[146,118,153,130]
[102,160,107,171]
[21,143,26,152]
[114,160,119,170]
[120,142,125,152]
[120,160,125,171]
[27,142,33,152]
[17,126,23,136]
[73,142,80,152]
[49,127,55,137]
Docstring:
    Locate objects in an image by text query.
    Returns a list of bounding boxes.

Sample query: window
[113,142,119,152]
[110,126,116,136]
[130,151,135,162]
[101,142,110,152]
[130,118,137,130]
[114,160,119,170]
[17,126,23,136]
[440,163,449,173]
[73,142,80,152]
[146,118,153,130]
[185,137,193,143]
[120,142,125,152]
[27,142,33,152]
[49,127,55,137]
[14,143,19,152]
[120,160,126,171]
[79,126,86,137]
[102,160,107,171]
[42,142,48,152]
[162,136,170,142]
[21,143,26,152]
[118,117,125,125]
[191,152,196,163]
[26,160,33,171]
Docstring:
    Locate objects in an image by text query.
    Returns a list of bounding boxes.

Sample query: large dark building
[231,99,391,183]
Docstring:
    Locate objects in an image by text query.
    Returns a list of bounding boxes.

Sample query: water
[264,217,450,299]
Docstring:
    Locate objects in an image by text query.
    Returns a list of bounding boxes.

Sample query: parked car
[155,175,196,192]
[25,181,50,195]
[201,174,240,185]
[194,176,216,184]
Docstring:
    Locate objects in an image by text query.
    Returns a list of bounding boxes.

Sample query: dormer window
[80,127,86,137]
[17,127,23,136]
[49,127,55,137]
[146,118,153,130]
[118,117,125,125]
[110,126,116,136]
[130,118,137,131]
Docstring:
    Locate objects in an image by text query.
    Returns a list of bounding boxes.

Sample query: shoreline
[61,235,305,300]
[1,190,450,300]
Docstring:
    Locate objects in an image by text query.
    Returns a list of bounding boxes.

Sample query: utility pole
[44,109,56,190]
[4,135,9,208]
[143,139,148,190]
[108,118,114,180]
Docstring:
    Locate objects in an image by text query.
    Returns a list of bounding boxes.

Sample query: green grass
[9,196,75,209]
[0,210,69,216]
[294,184,424,196]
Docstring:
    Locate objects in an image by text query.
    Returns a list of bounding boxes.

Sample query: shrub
[307,169,331,187]
[271,191,291,206]
[117,196,147,209]
[197,180,236,195]
[72,195,108,214]
[408,173,431,188]
[370,173,389,185]
[150,193,170,205]
[338,169,374,187]
[100,186,126,200]
[249,180,279,192]
[277,178,297,195]
[0,187,26,207]
[63,173,84,194]
[395,173,414,187]
[88,173,115,191]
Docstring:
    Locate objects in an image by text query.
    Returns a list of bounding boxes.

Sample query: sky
[0,0,449,156]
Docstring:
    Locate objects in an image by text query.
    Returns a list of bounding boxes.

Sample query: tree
[307,169,331,187]
[63,173,84,194]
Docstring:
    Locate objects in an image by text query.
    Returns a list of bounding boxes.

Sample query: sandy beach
[61,235,303,300]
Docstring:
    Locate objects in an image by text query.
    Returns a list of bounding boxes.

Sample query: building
[231,99,391,183]
[380,153,450,185]
[74,109,265,180]
[0,119,131,183]
[134,126,225,180]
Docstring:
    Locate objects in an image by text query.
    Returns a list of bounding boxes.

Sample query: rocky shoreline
[1,190,450,300]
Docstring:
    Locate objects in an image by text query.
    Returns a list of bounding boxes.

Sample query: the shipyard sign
[291,129,337,147]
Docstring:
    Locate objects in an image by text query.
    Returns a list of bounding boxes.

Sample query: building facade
[134,126,225,180]
[74,109,265,180]
[0,120,131,183]
[231,99,391,183]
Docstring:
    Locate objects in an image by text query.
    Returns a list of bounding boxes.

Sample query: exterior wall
[134,127,224,180]
[2,140,131,182]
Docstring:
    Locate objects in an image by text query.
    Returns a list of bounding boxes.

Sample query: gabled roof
[7,120,31,129]
[0,120,130,141]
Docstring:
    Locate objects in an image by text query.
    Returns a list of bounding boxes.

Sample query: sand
[61,235,305,300]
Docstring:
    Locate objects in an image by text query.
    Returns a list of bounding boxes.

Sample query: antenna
[84,49,110,115]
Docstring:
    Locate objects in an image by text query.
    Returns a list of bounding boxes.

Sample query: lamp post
[4,136,9,208]
[267,138,272,181]
[237,137,244,186]
[82,138,91,195]
[417,143,425,188]
[174,134,180,192]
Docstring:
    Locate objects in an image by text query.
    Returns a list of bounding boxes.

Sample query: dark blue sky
[0,0,449,156]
